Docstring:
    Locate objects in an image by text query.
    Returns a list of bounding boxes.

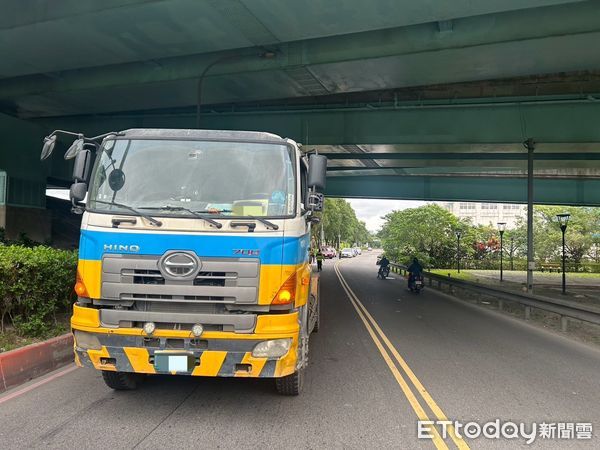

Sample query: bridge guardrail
[389,263,600,332]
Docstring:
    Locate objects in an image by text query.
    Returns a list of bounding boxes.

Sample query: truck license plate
[154,353,194,373]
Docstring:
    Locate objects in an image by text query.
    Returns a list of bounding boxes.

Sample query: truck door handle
[112,217,137,227]
[230,222,256,232]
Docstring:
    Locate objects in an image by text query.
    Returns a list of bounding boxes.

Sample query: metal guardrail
[390,263,600,332]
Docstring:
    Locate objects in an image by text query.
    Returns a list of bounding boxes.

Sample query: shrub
[0,245,77,337]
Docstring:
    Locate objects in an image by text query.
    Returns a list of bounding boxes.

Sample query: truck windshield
[88,139,296,218]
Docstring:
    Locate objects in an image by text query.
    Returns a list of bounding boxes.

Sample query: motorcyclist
[378,254,390,277]
[407,257,423,288]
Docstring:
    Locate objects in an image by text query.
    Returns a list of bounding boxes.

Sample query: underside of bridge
[1,0,600,239]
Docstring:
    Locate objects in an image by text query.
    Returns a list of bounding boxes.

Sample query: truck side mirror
[307,154,327,190]
[72,149,92,183]
[40,135,57,161]
[70,182,87,203]
[64,138,84,160]
[69,149,92,214]
[69,181,87,214]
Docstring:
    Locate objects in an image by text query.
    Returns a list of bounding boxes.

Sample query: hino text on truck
[41,128,327,395]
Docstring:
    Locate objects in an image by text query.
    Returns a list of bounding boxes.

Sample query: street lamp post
[497,222,506,281]
[455,230,462,273]
[556,213,571,295]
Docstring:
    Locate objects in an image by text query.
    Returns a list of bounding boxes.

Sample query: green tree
[513,206,600,266]
[314,198,372,249]
[380,204,466,267]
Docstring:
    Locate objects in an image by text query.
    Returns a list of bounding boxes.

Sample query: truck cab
[42,128,327,395]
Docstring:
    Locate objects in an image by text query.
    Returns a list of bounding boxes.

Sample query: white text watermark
[417,420,593,444]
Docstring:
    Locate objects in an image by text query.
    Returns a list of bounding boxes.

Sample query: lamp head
[556,213,570,229]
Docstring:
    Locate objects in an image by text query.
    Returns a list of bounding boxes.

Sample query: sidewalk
[465,270,600,307]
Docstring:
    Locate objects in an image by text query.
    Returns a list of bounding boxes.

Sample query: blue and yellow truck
[41,128,327,395]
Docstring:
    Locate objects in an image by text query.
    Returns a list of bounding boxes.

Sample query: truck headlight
[73,330,101,350]
[143,321,156,335]
[191,324,204,337]
[252,339,292,358]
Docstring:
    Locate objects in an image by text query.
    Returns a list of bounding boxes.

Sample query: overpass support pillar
[0,113,52,243]
[524,139,535,293]
[0,206,51,243]
[0,175,51,243]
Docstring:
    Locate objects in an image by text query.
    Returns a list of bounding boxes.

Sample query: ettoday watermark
[418,420,593,444]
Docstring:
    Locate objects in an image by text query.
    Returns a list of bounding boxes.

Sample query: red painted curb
[0,333,73,392]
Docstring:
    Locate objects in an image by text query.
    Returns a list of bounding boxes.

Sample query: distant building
[436,202,526,229]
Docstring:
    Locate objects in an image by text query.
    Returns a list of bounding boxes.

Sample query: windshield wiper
[247,216,279,230]
[93,200,162,227]
[196,210,279,230]
[140,206,222,229]
[195,209,233,214]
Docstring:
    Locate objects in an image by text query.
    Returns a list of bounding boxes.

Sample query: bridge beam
[36,98,600,145]
[325,175,600,206]
[2,1,600,104]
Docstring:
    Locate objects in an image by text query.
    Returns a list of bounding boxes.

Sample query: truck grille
[134,298,220,315]
[101,254,260,310]
[122,269,235,287]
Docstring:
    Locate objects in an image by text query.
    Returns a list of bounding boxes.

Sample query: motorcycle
[377,265,390,279]
[408,273,424,294]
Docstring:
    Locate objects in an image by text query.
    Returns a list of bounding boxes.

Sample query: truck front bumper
[72,304,299,378]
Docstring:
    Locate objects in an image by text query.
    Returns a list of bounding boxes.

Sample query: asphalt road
[1,253,600,449]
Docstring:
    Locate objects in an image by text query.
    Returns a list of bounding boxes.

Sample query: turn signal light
[74,271,89,297]
[277,290,292,303]
[74,282,87,296]
[272,272,297,305]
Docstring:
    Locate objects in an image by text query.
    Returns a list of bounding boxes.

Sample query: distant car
[321,247,336,259]
[341,248,354,258]
[353,247,362,255]
[367,247,372,251]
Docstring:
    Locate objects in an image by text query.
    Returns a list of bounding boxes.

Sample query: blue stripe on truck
[78,229,309,265]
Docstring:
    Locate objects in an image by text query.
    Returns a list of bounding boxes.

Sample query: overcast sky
[347,199,427,233]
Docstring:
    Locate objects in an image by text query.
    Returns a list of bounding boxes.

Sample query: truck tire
[275,369,304,396]
[102,371,138,390]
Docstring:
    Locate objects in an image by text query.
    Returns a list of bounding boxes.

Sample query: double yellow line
[334,261,469,450]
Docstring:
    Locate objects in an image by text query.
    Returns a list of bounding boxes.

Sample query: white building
[437,202,526,229]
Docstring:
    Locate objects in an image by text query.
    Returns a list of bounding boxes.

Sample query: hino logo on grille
[104,244,140,253]
[159,251,200,280]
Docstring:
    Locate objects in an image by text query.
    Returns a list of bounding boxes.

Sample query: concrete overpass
[1,0,600,239]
